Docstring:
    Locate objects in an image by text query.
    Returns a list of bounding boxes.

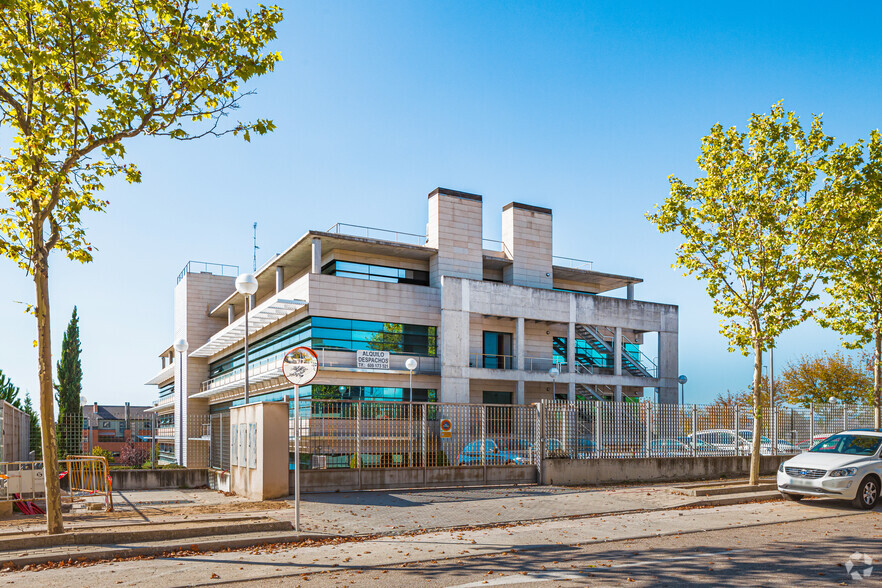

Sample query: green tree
[0,369,22,408]
[647,102,835,485]
[23,390,40,458]
[806,132,882,426]
[777,352,872,407]
[55,307,82,457]
[0,1,282,534]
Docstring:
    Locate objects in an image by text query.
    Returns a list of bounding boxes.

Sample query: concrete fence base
[297,465,537,493]
[109,468,209,491]
[541,456,789,486]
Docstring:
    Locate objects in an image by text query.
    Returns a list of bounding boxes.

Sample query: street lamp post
[235,273,259,405]
[173,338,188,466]
[678,375,688,405]
[549,366,560,399]
[405,358,418,467]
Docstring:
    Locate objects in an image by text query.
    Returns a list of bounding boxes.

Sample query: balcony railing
[327,223,427,246]
[200,349,441,395]
[469,354,567,372]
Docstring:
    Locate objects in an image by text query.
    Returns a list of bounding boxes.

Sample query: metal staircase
[574,324,655,378]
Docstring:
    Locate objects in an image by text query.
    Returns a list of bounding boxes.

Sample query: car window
[719,432,735,444]
[811,434,882,456]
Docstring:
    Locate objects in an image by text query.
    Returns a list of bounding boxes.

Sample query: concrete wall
[109,468,209,490]
[541,456,789,486]
[501,202,553,289]
[427,189,484,285]
[175,272,235,466]
[295,465,537,493]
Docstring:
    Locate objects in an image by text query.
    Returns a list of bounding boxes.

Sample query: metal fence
[287,399,881,469]
[290,399,540,470]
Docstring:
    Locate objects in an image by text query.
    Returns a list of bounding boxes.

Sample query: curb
[1,531,331,569]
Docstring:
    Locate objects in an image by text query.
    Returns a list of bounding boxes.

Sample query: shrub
[119,439,150,468]
[91,445,112,462]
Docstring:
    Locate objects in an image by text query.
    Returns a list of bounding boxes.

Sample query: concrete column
[626,284,634,300]
[658,330,680,404]
[439,277,471,403]
[311,237,322,274]
[567,320,576,402]
[275,266,284,293]
[515,317,525,404]
[614,326,623,403]
[227,304,235,325]
[613,327,622,376]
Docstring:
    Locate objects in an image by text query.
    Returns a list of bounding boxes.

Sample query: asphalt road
[6,499,881,587]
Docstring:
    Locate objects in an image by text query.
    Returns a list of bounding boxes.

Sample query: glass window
[322,260,429,286]
[811,434,882,456]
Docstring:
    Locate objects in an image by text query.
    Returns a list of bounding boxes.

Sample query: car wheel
[781,492,803,502]
[852,476,880,510]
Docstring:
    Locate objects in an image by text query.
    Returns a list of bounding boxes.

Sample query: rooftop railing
[481,238,513,258]
[327,223,427,246]
[176,261,240,284]
[552,255,594,271]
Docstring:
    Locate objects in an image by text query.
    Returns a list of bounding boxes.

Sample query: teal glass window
[209,317,437,378]
[158,381,175,398]
[322,260,429,286]
[482,331,512,369]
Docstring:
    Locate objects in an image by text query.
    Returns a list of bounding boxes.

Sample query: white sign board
[357,349,390,369]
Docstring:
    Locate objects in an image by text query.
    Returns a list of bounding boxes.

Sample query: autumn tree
[777,352,872,407]
[0,1,282,534]
[647,102,835,485]
[806,131,882,426]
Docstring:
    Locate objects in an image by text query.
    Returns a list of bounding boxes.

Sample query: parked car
[686,430,752,455]
[575,437,604,458]
[777,430,882,509]
[796,434,831,451]
[498,438,567,462]
[456,440,529,465]
[736,430,798,454]
[646,438,717,457]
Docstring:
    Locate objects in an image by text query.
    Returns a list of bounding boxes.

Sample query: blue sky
[2,1,881,407]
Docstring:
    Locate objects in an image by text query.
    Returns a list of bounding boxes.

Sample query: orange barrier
[62,455,113,511]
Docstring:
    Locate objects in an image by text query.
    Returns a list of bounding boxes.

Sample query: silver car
[777,430,882,509]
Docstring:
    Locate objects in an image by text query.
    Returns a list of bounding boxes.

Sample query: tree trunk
[34,253,64,534]
[875,330,881,429]
[749,335,763,486]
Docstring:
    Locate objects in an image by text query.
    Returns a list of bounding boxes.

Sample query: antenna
[252,222,259,271]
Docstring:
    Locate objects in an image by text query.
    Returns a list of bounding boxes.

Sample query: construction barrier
[61,455,113,512]
[0,456,113,513]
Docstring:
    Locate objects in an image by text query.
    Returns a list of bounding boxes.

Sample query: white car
[777,430,882,509]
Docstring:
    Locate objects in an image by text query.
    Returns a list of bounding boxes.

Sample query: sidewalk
[0,481,783,567]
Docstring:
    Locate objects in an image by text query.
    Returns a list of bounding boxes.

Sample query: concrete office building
[146,188,678,466]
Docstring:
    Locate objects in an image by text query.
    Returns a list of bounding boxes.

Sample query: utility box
[229,402,289,500]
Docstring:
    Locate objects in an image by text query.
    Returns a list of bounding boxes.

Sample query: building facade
[81,402,153,461]
[146,188,678,466]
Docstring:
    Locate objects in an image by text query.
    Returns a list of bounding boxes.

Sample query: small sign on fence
[356,350,390,370]
[440,418,453,438]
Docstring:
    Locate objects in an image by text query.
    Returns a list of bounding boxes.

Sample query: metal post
[594,401,601,458]
[810,403,815,444]
[734,406,740,456]
[691,404,697,456]
[243,295,251,405]
[293,384,300,532]
[151,413,156,467]
[645,403,651,456]
[481,405,487,484]
[421,403,427,478]
[356,401,362,490]
[408,401,413,468]
[772,406,778,456]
